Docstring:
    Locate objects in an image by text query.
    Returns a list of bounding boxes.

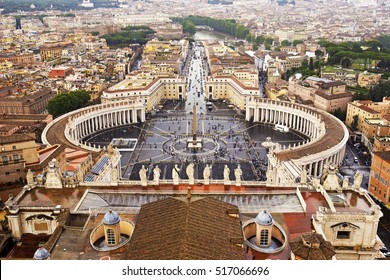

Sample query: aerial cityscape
[0,0,390,261]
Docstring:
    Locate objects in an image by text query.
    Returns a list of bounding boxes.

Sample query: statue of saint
[353,171,363,189]
[234,164,242,186]
[45,159,63,188]
[186,162,195,184]
[300,168,307,185]
[68,175,75,188]
[26,169,34,186]
[76,169,84,183]
[342,176,349,189]
[203,164,211,185]
[172,164,180,185]
[107,143,114,155]
[266,167,273,183]
[139,165,148,186]
[153,165,161,184]
[223,165,230,184]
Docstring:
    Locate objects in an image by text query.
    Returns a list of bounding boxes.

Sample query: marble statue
[320,163,330,184]
[311,178,321,190]
[203,164,211,185]
[26,169,34,186]
[186,162,195,185]
[224,165,230,185]
[36,174,44,186]
[67,175,75,188]
[353,171,363,189]
[139,165,148,186]
[234,164,242,186]
[300,168,307,185]
[54,159,62,179]
[45,159,63,188]
[153,165,161,185]
[107,143,114,155]
[172,164,180,185]
[266,167,273,184]
[343,176,349,189]
[76,169,84,183]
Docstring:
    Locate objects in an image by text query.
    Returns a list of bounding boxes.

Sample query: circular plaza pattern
[165,135,225,159]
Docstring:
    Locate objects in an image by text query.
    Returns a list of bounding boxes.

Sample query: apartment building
[357,72,382,88]
[289,76,352,112]
[346,98,390,130]
[101,72,186,111]
[0,133,39,185]
[373,136,390,152]
[369,151,390,207]
[0,87,55,115]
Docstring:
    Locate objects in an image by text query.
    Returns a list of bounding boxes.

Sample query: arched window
[2,154,8,164]
[260,229,269,246]
[13,153,19,161]
[106,228,115,245]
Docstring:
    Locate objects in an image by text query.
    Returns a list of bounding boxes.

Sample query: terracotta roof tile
[126,197,246,260]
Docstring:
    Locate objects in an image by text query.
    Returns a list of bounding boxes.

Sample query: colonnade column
[254,108,259,122]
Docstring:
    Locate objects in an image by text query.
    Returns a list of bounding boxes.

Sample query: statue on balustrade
[203,164,211,185]
[234,164,242,186]
[139,165,148,186]
[224,165,230,185]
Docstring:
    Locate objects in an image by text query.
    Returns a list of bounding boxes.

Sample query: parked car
[354,157,359,163]
[380,246,388,253]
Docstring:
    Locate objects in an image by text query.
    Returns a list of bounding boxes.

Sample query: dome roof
[255,210,273,226]
[103,210,120,225]
[33,247,50,260]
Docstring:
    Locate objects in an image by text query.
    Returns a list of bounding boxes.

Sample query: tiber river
[193,30,230,41]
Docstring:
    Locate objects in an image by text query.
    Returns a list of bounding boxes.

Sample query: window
[106,228,116,245]
[337,231,350,239]
[260,229,269,246]
[12,146,16,150]
[2,154,7,164]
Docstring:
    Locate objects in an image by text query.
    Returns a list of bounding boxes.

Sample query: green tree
[182,20,196,35]
[255,36,265,45]
[301,58,309,68]
[340,57,352,68]
[281,39,290,46]
[331,108,347,121]
[309,57,314,70]
[47,90,90,118]
[292,39,304,46]
[351,115,359,131]
[264,37,273,45]
[315,49,324,60]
